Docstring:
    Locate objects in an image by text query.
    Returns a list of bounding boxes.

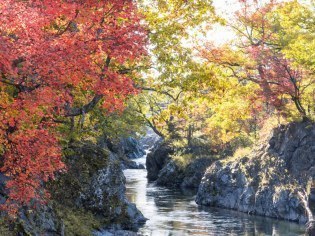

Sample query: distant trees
[202,0,315,121]
[0,0,314,216]
[135,0,314,153]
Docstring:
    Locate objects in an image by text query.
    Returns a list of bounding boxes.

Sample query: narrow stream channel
[124,156,306,236]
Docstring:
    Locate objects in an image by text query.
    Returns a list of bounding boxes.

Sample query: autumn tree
[0,0,146,214]
[202,0,315,121]
[134,0,219,143]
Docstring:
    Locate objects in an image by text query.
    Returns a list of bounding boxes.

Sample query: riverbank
[142,121,315,235]
[123,156,306,235]
[196,121,315,226]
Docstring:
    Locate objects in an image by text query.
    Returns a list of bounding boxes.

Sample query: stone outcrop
[139,128,162,151]
[94,229,138,236]
[156,160,184,187]
[181,158,214,188]
[146,142,173,181]
[52,142,147,231]
[98,135,147,170]
[145,139,214,188]
[196,121,315,224]
[75,152,146,228]
[0,141,146,235]
[156,157,214,188]
[121,159,145,170]
[120,137,145,159]
[18,205,63,236]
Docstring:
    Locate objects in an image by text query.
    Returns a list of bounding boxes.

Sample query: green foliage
[54,203,102,236]
[50,142,109,206]
[134,0,219,142]
[57,98,147,148]
[273,1,315,72]
[92,101,147,140]
[0,219,15,236]
[172,153,200,169]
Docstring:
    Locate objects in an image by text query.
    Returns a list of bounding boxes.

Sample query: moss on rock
[54,203,103,236]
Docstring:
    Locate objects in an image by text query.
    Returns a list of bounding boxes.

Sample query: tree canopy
[0,0,314,216]
[0,0,146,215]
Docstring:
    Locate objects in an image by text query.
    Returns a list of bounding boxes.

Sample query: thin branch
[65,56,111,117]
[136,85,182,102]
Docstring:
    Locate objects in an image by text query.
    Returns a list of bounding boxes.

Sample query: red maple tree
[0,0,147,215]
[237,0,307,118]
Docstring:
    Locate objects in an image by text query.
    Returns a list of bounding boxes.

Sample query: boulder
[54,143,147,230]
[146,142,173,181]
[156,160,184,187]
[121,159,145,170]
[120,137,145,159]
[155,157,214,188]
[181,158,214,188]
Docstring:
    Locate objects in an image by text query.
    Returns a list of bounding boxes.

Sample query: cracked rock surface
[196,121,315,223]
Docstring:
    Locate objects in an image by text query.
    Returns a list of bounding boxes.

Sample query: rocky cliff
[196,121,315,224]
[146,142,173,181]
[120,137,146,159]
[98,135,146,170]
[146,141,214,188]
[156,157,214,188]
[0,141,146,235]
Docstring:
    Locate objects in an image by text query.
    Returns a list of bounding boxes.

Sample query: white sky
[203,0,240,46]
[213,0,240,16]
[208,0,313,45]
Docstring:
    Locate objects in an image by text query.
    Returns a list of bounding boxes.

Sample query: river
[123,156,306,236]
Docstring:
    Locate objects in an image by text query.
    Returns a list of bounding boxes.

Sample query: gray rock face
[63,145,147,230]
[306,220,315,236]
[120,137,145,159]
[0,141,146,235]
[181,158,214,188]
[156,158,214,188]
[146,143,173,181]
[0,173,63,236]
[18,205,63,236]
[138,164,145,169]
[196,121,315,223]
[156,160,184,187]
[94,229,138,236]
[121,159,145,170]
[139,128,162,151]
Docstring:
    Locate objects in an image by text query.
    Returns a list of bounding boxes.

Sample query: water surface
[124,157,306,236]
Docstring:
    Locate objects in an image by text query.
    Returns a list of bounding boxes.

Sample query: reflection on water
[124,157,306,236]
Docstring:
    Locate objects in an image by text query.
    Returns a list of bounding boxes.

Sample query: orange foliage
[0,0,147,214]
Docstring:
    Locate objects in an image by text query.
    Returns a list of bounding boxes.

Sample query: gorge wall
[0,140,146,236]
[196,121,315,224]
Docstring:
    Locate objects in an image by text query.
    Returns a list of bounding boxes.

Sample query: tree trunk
[187,124,193,147]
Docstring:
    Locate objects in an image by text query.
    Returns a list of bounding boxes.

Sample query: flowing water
[124,156,306,236]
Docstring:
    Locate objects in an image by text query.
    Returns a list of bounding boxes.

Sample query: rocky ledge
[0,141,146,235]
[146,142,173,181]
[196,121,315,224]
[146,141,214,188]
[156,157,214,188]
